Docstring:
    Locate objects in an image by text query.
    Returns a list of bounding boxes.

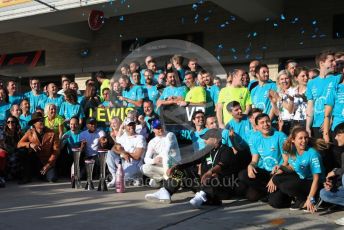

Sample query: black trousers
[238,168,271,201]
[281,120,292,136]
[19,149,58,182]
[292,120,306,129]
[55,146,74,178]
[164,166,236,202]
[269,173,313,208]
[331,131,344,168]
[312,127,334,173]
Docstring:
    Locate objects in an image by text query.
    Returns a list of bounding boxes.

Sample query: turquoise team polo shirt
[250,130,287,172]
[325,83,344,131]
[305,74,341,128]
[287,147,324,180]
[251,82,277,115]
[24,91,47,113]
[122,85,144,108]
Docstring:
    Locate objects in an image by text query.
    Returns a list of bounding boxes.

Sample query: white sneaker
[145,188,171,204]
[107,179,116,188]
[133,178,142,187]
[149,179,161,188]
[189,191,207,208]
[335,217,344,226]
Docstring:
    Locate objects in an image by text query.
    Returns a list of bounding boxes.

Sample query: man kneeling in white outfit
[141,119,181,187]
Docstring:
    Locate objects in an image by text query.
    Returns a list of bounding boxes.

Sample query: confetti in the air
[291,17,299,24]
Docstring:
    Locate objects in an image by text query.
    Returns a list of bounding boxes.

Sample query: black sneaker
[290,199,305,210]
[18,178,31,185]
[0,177,6,188]
[260,195,269,203]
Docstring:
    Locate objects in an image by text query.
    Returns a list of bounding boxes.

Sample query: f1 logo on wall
[0,50,45,68]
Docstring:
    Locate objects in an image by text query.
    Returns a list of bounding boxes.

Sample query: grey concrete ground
[0,181,343,230]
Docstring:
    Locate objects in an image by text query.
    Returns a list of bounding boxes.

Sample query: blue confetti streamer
[311,34,317,39]
[273,23,278,27]
[219,24,226,28]
[194,14,199,23]
[291,17,299,24]
[204,16,209,22]
[218,44,223,49]
[119,16,124,21]
[231,48,236,53]
[280,14,286,20]
[230,15,236,21]
[253,32,257,37]
[233,55,238,60]
[217,55,221,60]
[312,20,317,25]
[192,4,198,10]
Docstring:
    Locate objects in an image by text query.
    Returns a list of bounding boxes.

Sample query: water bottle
[116,159,125,193]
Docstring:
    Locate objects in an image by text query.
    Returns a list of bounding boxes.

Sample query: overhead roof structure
[0,0,284,43]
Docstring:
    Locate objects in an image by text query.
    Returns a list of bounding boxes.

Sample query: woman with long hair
[83,84,101,118]
[59,89,84,127]
[0,88,11,128]
[291,67,309,128]
[0,116,23,186]
[267,127,325,213]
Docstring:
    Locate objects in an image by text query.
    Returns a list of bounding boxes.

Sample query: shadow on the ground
[0,181,342,230]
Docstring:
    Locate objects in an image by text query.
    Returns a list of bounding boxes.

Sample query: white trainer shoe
[145,188,171,204]
[190,191,207,208]
[335,217,344,226]
[149,179,161,188]
[107,179,116,188]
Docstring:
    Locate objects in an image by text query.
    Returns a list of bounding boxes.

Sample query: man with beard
[156,70,186,109]
[118,75,144,110]
[178,71,206,106]
[143,69,160,107]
